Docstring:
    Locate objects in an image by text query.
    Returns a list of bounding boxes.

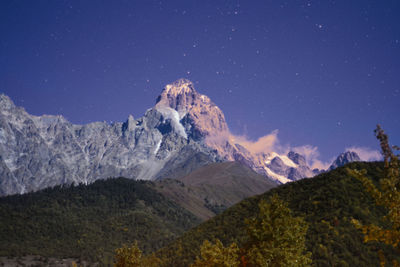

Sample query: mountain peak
[160,79,196,102]
[329,151,361,170]
[155,79,203,114]
[166,78,195,94]
[154,79,228,141]
[0,94,15,110]
[287,151,307,166]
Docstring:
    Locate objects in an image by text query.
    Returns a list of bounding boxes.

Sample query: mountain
[0,82,222,196]
[154,161,277,220]
[0,162,276,265]
[1,78,327,195]
[329,151,361,170]
[156,162,400,266]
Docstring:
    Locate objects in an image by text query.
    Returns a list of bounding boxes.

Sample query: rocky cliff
[0,79,346,196]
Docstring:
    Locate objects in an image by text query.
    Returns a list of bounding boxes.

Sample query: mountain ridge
[155,161,399,266]
[155,161,277,220]
[0,161,277,264]
[0,79,361,195]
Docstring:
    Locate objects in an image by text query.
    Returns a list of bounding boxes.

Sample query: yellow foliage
[243,194,312,267]
[190,194,312,267]
[190,239,240,267]
[114,241,161,267]
[349,125,400,265]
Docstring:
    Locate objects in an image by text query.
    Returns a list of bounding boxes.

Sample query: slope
[0,79,325,196]
[156,162,400,266]
[0,178,201,265]
[154,161,277,220]
[0,162,276,265]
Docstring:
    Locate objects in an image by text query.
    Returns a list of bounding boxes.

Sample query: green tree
[349,125,400,267]
[243,194,312,267]
[190,239,241,267]
[114,241,161,267]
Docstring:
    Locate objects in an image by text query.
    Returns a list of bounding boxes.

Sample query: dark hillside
[0,178,200,265]
[156,162,400,266]
[155,161,277,220]
[0,162,276,265]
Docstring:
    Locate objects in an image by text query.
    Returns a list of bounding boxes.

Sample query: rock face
[0,82,222,196]
[154,79,318,183]
[329,151,361,170]
[0,79,324,196]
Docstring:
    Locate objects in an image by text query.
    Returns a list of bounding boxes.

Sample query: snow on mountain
[329,151,361,170]
[0,79,327,195]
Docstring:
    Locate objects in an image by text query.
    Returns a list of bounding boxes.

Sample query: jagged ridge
[0,79,361,195]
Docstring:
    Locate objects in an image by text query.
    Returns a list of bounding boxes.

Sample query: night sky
[1,1,399,166]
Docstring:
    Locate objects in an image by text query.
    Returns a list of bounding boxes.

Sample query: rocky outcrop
[0,85,222,196]
[0,78,332,195]
[329,151,361,170]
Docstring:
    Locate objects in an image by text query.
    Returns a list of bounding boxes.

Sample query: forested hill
[2,162,399,266]
[0,178,201,265]
[0,161,276,266]
[156,162,400,266]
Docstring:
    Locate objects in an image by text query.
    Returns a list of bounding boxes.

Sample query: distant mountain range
[0,161,276,264]
[156,162,400,266]
[2,162,395,266]
[0,79,361,196]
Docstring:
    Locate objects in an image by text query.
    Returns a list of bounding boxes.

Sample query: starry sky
[1,0,399,165]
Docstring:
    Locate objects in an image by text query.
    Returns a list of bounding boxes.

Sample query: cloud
[207,128,382,171]
[292,145,332,170]
[345,146,382,161]
[292,145,319,164]
[230,132,332,170]
[310,159,333,170]
[231,130,280,154]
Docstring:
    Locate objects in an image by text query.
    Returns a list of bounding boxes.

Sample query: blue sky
[1,0,399,164]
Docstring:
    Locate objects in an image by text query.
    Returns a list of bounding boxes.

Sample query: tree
[190,239,241,267]
[349,125,400,267]
[243,194,312,267]
[181,194,312,266]
[114,241,161,267]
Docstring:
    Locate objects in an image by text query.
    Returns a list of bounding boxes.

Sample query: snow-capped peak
[329,151,361,170]
[155,79,229,139]
[163,78,195,96]
[264,152,297,168]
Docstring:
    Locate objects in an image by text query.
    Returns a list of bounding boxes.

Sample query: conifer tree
[187,194,312,266]
[243,194,312,267]
[349,125,400,267]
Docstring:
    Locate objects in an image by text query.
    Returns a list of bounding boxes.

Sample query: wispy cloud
[345,146,382,161]
[292,145,332,170]
[231,130,280,154]
[228,131,332,170]
[207,127,381,171]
